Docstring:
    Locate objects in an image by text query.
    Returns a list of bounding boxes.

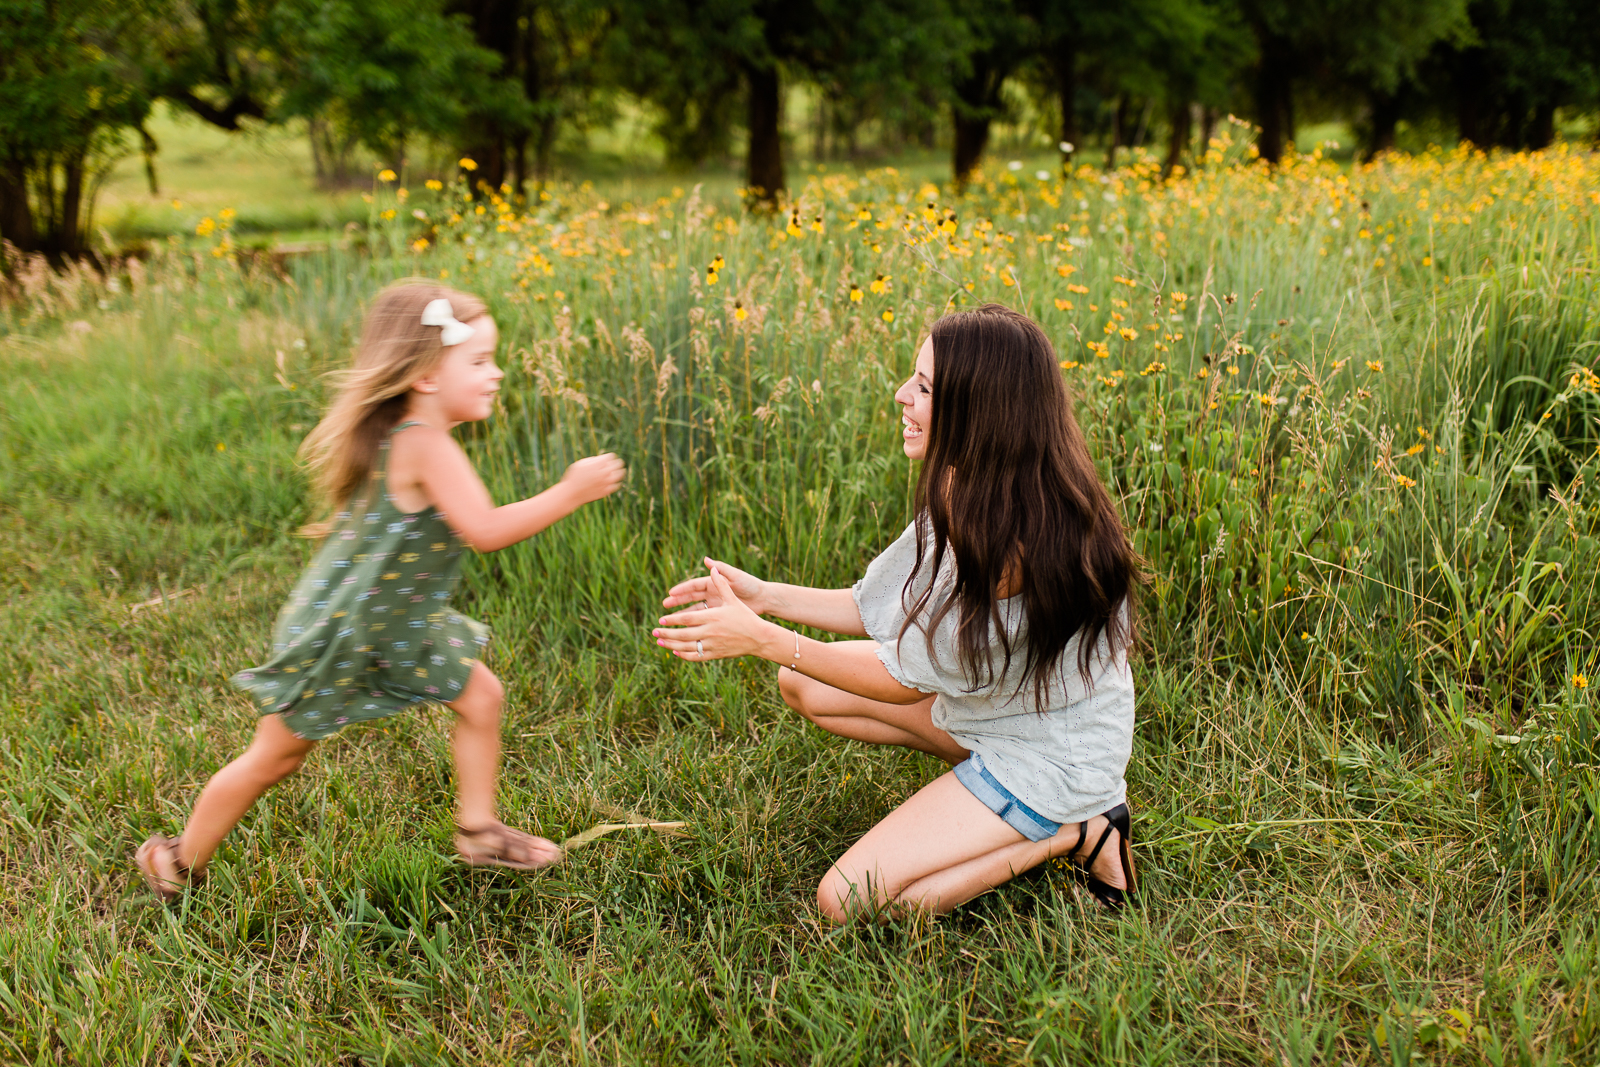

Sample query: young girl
[137,281,625,899]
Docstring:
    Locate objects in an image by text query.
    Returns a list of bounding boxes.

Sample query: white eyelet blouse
[852,521,1135,825]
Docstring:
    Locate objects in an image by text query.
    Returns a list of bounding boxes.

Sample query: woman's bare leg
[779,657,968,763]
[815,772,1131,922]
[178,713,316,875]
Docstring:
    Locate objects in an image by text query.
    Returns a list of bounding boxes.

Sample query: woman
[653,304,1140,920]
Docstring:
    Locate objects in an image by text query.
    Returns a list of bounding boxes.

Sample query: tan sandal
[135,834,202,902]
[455,821,563,870]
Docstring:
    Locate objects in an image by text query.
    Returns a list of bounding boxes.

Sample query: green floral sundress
[233,421,490,740]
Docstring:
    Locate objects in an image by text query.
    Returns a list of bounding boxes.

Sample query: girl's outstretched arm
[663,559,868,637]
[398,424,624,552]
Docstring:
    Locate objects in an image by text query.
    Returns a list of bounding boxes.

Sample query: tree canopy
[2,0,1598,254]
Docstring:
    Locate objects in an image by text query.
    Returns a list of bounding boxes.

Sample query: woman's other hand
[663,557,769,614]
[654,566,774,660]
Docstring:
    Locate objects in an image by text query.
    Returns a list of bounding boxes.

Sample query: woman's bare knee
[817,866,889,923]
[816,873,852,924]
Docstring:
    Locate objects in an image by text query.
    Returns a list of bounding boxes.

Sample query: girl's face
[414,315,503,424]
[893,336,934,460]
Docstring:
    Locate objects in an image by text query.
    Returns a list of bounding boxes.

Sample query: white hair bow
[420,298,476,346]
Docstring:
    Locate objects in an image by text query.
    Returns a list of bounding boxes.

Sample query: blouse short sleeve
[851,523,975,695]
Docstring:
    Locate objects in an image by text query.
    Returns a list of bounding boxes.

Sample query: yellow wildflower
[1575,674,1590,690]
[882,309,894,323]
[850,286,863,303]
[1054,299,1073,311]
[1366,360,1384,372]
[1057,264,1077,278]
[425,179,443,190]
[379,169,397,182]
[734,302,748,322]
[459,157,478,171]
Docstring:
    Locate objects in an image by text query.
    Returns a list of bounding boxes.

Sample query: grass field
[5,137,1600,1064]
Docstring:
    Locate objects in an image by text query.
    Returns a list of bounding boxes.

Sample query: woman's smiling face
[893,336,934,460]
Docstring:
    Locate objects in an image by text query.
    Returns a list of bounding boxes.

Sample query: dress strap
[370,420,426,492]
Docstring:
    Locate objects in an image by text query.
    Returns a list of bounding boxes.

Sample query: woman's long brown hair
[900,303,1141,704]
[297,280,487,536]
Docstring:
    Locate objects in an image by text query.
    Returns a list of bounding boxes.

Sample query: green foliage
[0,0,156,255]
[5,142,1600,1064]
[269,0,503,179]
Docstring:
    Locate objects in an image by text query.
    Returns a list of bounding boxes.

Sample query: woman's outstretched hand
[654,566,774,661]
[663,557,768,614]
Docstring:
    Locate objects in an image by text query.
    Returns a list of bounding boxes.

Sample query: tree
[946,0,1035,189]
[449,0,614,195]
[0,0,157,257]
[1236,0,1469,163]
[1433,0,1599,150]
[612,0,963,208]
[271,0,503,185]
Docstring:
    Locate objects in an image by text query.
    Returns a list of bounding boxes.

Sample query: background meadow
[4,140,1600,1064]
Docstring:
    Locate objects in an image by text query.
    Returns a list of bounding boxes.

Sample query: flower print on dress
[230,420,491,741]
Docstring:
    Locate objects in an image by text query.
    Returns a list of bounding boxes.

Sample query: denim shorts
[952,752,1063,842]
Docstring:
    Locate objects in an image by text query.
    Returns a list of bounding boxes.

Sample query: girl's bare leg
[779,656,969,764]
[447,662,560,866]
[178,712,316,874]
[816,772,1130,922]
[448,661,504,829]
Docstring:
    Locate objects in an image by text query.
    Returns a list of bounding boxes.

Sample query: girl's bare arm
[397,424,624,552]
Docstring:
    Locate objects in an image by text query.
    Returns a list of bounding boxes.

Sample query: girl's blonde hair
[298,280,488,535]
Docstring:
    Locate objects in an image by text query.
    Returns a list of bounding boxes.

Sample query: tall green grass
[3,144,1600,1063]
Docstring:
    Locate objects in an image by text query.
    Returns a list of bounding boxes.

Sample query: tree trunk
[1529,103,1555,150]
[1162,100,1191,177]
[139,125,160,195]
[1198,106,1217,164]
[952,112,991,189]
[744,63,784,209]
[60,154,85,256]
[1363,91,1401,161]
[0,160,37,252]
[533,116,558,188]
[308,117,328,185]
[1252,29,1294,163]
[1053,40,1077,172]
[1105,95,1127,171]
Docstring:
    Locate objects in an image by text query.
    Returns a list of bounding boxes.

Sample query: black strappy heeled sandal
[1067,802,1137,909]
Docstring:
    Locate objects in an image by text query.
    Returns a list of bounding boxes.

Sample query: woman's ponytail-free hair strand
[899,303,1142,705]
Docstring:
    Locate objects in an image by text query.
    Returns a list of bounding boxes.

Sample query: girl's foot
[135,835,201,903]
[1065,803,1136,908]
[455,821,563,870]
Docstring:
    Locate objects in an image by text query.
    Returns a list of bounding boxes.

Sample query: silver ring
[695,640,704,657]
